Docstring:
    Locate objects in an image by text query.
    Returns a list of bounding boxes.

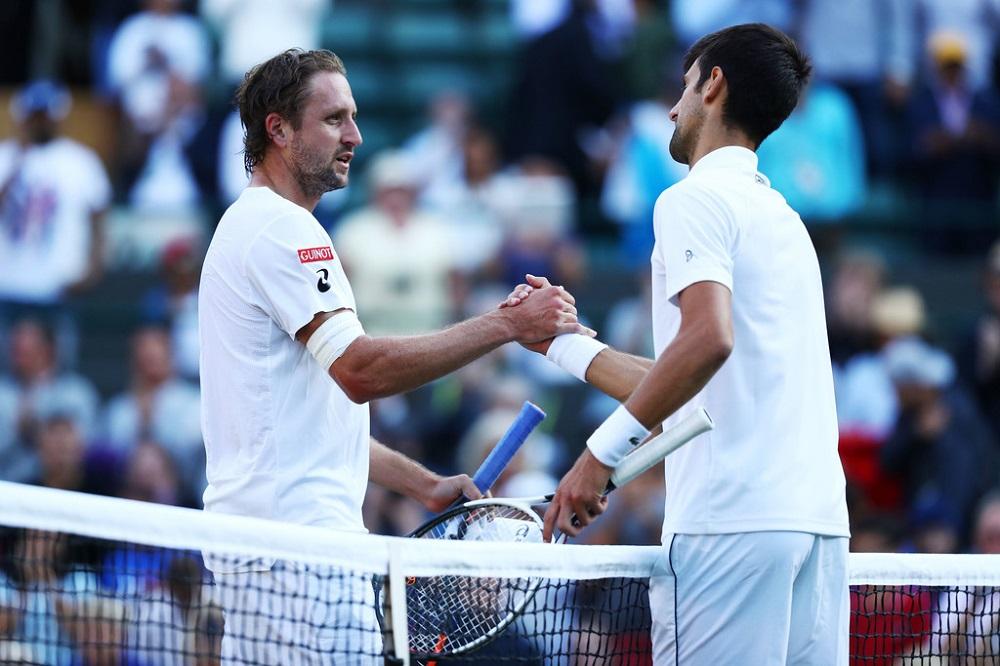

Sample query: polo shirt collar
[689,145,759,179]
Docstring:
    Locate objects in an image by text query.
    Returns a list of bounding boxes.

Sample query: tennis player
[513,24,850,664]
[199,49,589,664]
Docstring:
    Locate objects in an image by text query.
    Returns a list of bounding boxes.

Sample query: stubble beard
[668,108,703,166]
[290,139,346,198]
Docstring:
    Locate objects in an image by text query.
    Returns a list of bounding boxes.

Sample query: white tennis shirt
[652,146,849,538]
[199,187,369,531]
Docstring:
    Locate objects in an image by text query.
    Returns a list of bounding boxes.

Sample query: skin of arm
[296,284,591,404]
[368,438,481,513]
[542,280,734,541]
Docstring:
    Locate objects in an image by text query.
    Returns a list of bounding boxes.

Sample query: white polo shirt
[652,146,849,538]
[199,187,369,533]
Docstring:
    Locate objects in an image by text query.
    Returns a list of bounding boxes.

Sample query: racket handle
[471,401,546,493]
[607,408,713,490]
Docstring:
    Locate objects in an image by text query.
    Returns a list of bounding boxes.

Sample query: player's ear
[265,112,290,148]
[702,66,726,104]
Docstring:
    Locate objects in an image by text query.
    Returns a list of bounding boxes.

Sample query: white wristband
[546,334,608,382]
[586,405,650,467]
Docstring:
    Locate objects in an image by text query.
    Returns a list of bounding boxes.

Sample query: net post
[383,542,411,666]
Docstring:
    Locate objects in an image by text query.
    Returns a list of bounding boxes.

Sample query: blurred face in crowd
[283,71,362,198]
[132,329,173,386]
[11,320,55,380]
[37,418,84,487]
[20,110,58,145]
[975,500,1000,554]
[669,61,709,165]
[123,442,179,505]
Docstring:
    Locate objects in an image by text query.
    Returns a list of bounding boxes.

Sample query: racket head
[406,500,558,656]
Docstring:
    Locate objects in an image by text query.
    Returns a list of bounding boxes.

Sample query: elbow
[335,370,382,404]
[704,329,733,370]
[331,363,386,404]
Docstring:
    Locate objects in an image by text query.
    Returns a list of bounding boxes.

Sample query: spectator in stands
[798,0,908,177]
[404,91,472,208]
[120,441,184,507]
[200,0,329,87]
[102,327,203,501]
[601,77,688,267]
[907,32,1000,206]
[756,80,867,225]
[418,124,505,275]
[827,250,887,366]
[505,0,618,195]
[669,0,794,49]
[0,81,110,365]
[106,0,209,210]
[880,337,996,545]
[140,237,202,381]
[972,491,1000,554]
[333,150,461,336]
[490,161,585,292]
[31,416,102,495]
[0,529,99,666]
[960,240,1000,442]
[136,555,222,665]
[836,286,926,443]
[891,0,1000,92]
[0,319,99,483]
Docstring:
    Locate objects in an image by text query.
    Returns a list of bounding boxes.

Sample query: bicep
[677,281,733,343]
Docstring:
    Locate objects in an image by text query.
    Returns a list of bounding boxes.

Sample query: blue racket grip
[471,401,545,493]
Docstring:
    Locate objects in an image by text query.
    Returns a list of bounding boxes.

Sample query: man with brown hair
[199,49,587,662]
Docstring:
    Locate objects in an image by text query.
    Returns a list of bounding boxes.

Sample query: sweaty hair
[235,48,347,174]
[683,23,811,147]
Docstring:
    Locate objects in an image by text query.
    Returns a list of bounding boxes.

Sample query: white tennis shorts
[215,562,382,665]
[649,531,849,665]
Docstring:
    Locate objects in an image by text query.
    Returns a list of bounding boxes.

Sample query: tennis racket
[377,402,545,653]
[405,407,714,658]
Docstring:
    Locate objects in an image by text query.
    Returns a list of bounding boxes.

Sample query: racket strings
[408,503,543,655]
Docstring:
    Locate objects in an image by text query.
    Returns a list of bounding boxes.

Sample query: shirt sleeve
[244,213,357,339]
[653,183,739,305]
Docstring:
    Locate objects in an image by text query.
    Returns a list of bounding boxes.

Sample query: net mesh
[2,482,1000,665]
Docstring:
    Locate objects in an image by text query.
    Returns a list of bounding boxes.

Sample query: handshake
[494,273,596,355]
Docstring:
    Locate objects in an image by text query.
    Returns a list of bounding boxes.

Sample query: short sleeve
[653,184,738,304]
[81,148,112,212]
[244,214,356,338]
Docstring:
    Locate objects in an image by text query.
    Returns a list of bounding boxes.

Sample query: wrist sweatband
[306,311,365,370]
[546,334,608,382]
[586,404,651,467]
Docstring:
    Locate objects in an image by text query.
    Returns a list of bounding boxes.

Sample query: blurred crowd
[0,0,999,565]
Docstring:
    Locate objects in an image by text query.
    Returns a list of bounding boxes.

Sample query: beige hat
[871,286,926,338]
[367,150,419,190]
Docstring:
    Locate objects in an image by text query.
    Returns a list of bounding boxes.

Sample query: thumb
[460,476,483,500]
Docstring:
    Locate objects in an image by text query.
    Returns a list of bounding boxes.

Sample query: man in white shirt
[513,24,850,664]
[200,49,588,664]
[0,80,109,367]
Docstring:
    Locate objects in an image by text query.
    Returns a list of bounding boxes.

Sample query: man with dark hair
[511,24,850,662]
[199,48,588,663]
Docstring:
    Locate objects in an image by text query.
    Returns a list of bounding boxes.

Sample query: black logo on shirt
[316,268,331,293]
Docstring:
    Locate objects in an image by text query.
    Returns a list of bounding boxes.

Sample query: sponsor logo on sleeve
[298,246,335,263]
[316,268,331,293]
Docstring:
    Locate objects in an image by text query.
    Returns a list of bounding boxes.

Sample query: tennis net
[2,481,999,664]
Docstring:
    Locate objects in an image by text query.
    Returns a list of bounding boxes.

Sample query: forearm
[333,310,514,402]
[584,348,653,403]
[368,438,437,506]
